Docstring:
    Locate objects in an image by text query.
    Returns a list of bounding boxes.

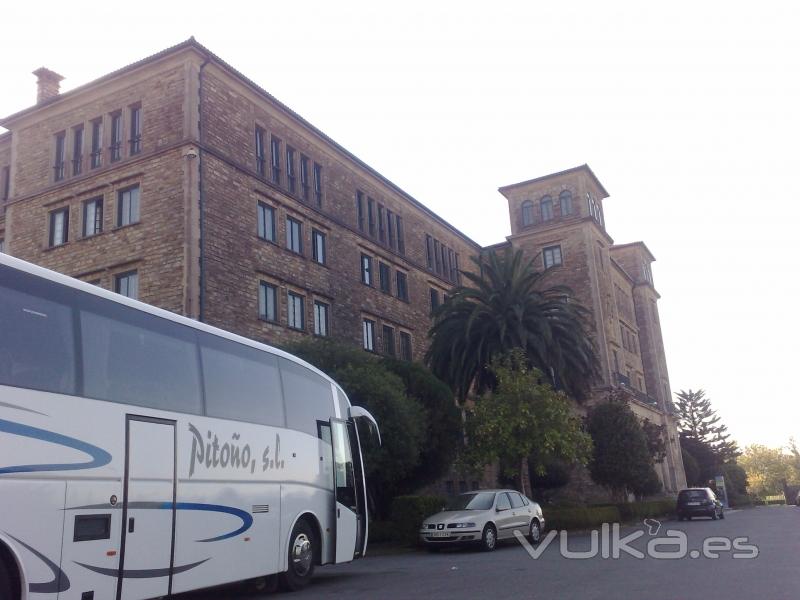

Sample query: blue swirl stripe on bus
[170,502,254,542]
[0,419,112,474]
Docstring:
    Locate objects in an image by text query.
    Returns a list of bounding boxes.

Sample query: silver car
[419,489,545,551]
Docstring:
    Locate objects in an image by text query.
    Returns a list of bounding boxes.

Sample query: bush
[615,499,674,521]
[367,520,396,544]
[728,493,753,508]
[545,506,621,531]
[391,495,447,546]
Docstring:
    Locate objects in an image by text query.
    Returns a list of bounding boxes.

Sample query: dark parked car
[677,488,724,520]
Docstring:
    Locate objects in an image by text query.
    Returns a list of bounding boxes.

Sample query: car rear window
[679,490,707,500]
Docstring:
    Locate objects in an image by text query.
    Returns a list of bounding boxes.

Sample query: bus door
[330,418,365,563]
[117,416,177,600]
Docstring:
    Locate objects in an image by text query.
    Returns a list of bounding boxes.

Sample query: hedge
[615,499,674,521]
[390,495,447,545]
[545,506,621,530]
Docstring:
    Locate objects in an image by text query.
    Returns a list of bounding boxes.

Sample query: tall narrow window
[433,239,442,274]
[378,204,386,243]
[361,254,373,286]
[356,191,365,231]
[314,301,330,336]
[129,105,141,155]
[115,270,138,299]
[117,185,140,226]
[1,166,9,201]
[90,119,102,169]
[367,197,376,236]
[299,155,310,201]
[426,235,434,270]
[286,146,296,194]
[0,239,4,253]
[379,262,391,294]
[110,112,122,162]
[362,319,375,351]
[258,281,278,321]
[442,247,450,281]
[270,136,281,183]
[429,288,440,313]
[559,190,572,216]
[54,132,66,181]
[396,271,408,301]
[287,292,305,330]
[448,249,457,282]
[400,331,412,361]
[543,245,563,269]
[540,196,553,221]
[255,127,266,176]
[382,325,396,357]
[396,216,405,254]
[82,197,103,237]
[286,217,302,254]
[49,207,69,247]
[257,202,276,242]
[72,126,84,176]
[313,162,322,206]
[386,210,395,248]
[312,229,326,264]
[521,200,534,226]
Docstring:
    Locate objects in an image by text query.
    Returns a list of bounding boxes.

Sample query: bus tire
[279,519,316,591]
[0,554,19,600]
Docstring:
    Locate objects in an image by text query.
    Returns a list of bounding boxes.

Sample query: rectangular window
[299,155,310,200]
[117,185,140,227]
[286,146,296,194]
[314,301,330,336]
[0,239,4,253]
[54,132,66,181]
[426,235,434,270]
[72,126,84,176]
[543,245,563,269]
[271,136,281,183]
[286,217,302,254]
[255,127,266,176]
[361,254,373,286]
[386,210,395,248]
[430,288,440,312]
[400,331,412,361]
[287,291,305,330]
[114,270,138,299]
[367,197,376,236]
[312,229,326,264]
[454,253,461,284]
[382,325,396,357]
[379,262,391,294]
[434,239,442,274]
[90,119,102,169]
[378,204,385,243]
[259,281,278,322]
[49,207,69,247]
[356,191,365,231]
[110,112,122,162]
[448,249,456,282]
[257,202,276,242]
[362,319,375,351]
[3,166,11,201]
[82,197,103,237]
[129,105,141,155]
[442,246,450,280]
[396,271,408,301]
[396,216,405,254]
[313,162,322,206]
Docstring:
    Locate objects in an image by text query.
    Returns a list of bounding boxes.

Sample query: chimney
[32,67,65,104]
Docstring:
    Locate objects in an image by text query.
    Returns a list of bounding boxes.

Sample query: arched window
[559,190,572,216]
[521,200,534,227]
[540,196,553,221]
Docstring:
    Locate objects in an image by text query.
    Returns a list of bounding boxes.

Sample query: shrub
[615,499,674,521]
[728,493,753,508]
[391,495,447,546]
[545,506,621,531]
[367,520,396,544]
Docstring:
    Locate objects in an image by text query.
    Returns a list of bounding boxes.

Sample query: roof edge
[610,241,657,262]
[498,164,610,199]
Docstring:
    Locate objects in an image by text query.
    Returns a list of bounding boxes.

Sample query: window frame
[129,104,142,156]
[82,196,103,237]
[286,146,296,194]
[543,244,563,269]
[399,331,412,361]
[257,201,276,242]
[312,229,326,265]
[270,136,282,184]
[49,207,69,247]
[72,125,84,176]
[117,185,140,227]
[287,291,305,331]
[90,119,103,169]
[313,162,322,206]
[559,190,572,216]
[258,281,278,322]
[540,196,554,222]
[299,154,310,201]
[378,262,391,294]
[521,200,534,227]
[286,216,303,254]
[395,270,409,302]
[54,132,66,181]
[382,324,396,357]
[361,254,373,286]
[114,270,138,299]
[313,300,330,337]
[109,112,123,163]
[255,126,266,176]
[362,318,375,351]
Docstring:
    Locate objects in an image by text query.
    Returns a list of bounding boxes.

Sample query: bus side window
[279,358,335,437]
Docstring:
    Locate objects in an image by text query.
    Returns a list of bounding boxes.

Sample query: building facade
[0,40,685,494]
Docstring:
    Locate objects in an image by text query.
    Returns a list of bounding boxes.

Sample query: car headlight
[447,522,476,529]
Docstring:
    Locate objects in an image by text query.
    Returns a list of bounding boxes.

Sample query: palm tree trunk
[519,455,531,497]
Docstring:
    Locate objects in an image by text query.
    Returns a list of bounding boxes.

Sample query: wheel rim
[486,527,496,548]
[531,522,541,542]
[291,533,313,577]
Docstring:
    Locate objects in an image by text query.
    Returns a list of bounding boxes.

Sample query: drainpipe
[197,56,209,322]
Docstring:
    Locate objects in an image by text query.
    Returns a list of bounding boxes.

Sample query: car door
[508,492,529,531]
[494,493,516,539]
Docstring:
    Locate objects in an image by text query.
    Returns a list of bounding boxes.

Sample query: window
[540,195,553,221]
[270,136,281,183]
[362,318,375,351]
[367,197,376,236]
[454,254,460,284]
[110,112,122,162]
[313,162,322,206]
[54,132,66,181]
[587,192,604,226]
[300,155,310,201]
[312,229,326,264]
[379,262,391,294]
[400,331,412,361]
[430,288,440,312]
[72,126,84,176]
[382,325,395,357]
[90,119,102,169]
[258,281,277,322]
[543,245,562,269]
[314,300,329,336]
[286,146,296,194]
[356,191,365,231]
[448,249,457,282]
[2,166,9,201]
[129,105,141,155]
[361,254,373,286]
[114,271,138,298]
[49,207,69,247]
[257,202,276,242]
[496,493,511,511]
[521,200,533,226]
[396,271,408,301]
[255,127,266,176]
[286,217,302,254]
[117,185,140,226]
[509,492,525,509]
[378,204,385,243]
[280,358,335,436]
[433,239,442,274]
[643,262,653,285]
[426,235,434,270]
[0,239,4,253]
[559,190,572,215]
[396,216,405,254]
[287,292,305,330]
[82,197,103,237]
[386,210,395,248]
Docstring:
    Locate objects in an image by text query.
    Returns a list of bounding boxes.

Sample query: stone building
[0,39,685,494]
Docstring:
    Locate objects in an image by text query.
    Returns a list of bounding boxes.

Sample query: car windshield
[679,490,707,500]
[445,492,496,511]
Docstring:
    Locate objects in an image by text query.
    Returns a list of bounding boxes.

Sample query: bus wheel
[279,520,316,591]
[0,556,19,600]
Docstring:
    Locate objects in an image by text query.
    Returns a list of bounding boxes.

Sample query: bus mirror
[349,405,382,446]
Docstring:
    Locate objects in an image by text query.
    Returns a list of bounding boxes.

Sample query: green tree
[462,350,592,497]
[587,394,662,500]
[426,248,598,401]
[788,437,800,481]
[739,444,799,496]
[676,389,739,461]
[640,418,668,464]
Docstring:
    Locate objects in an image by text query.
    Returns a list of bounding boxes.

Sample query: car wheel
[0,558,18,600]
[481,524,497,552]
[279,520,316,591]
[529,519,542,545]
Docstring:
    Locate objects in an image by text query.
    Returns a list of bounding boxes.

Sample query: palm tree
[426,247,598,401]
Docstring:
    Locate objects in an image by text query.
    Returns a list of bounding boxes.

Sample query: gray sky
[2,1,798,448]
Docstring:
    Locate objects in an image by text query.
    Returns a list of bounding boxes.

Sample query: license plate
[428,532,450,538]
[686,502,701,506]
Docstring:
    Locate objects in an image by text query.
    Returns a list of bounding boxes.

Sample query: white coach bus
[0,253,380,600]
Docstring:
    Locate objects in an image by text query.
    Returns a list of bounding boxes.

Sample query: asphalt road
[178,505,800,600]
